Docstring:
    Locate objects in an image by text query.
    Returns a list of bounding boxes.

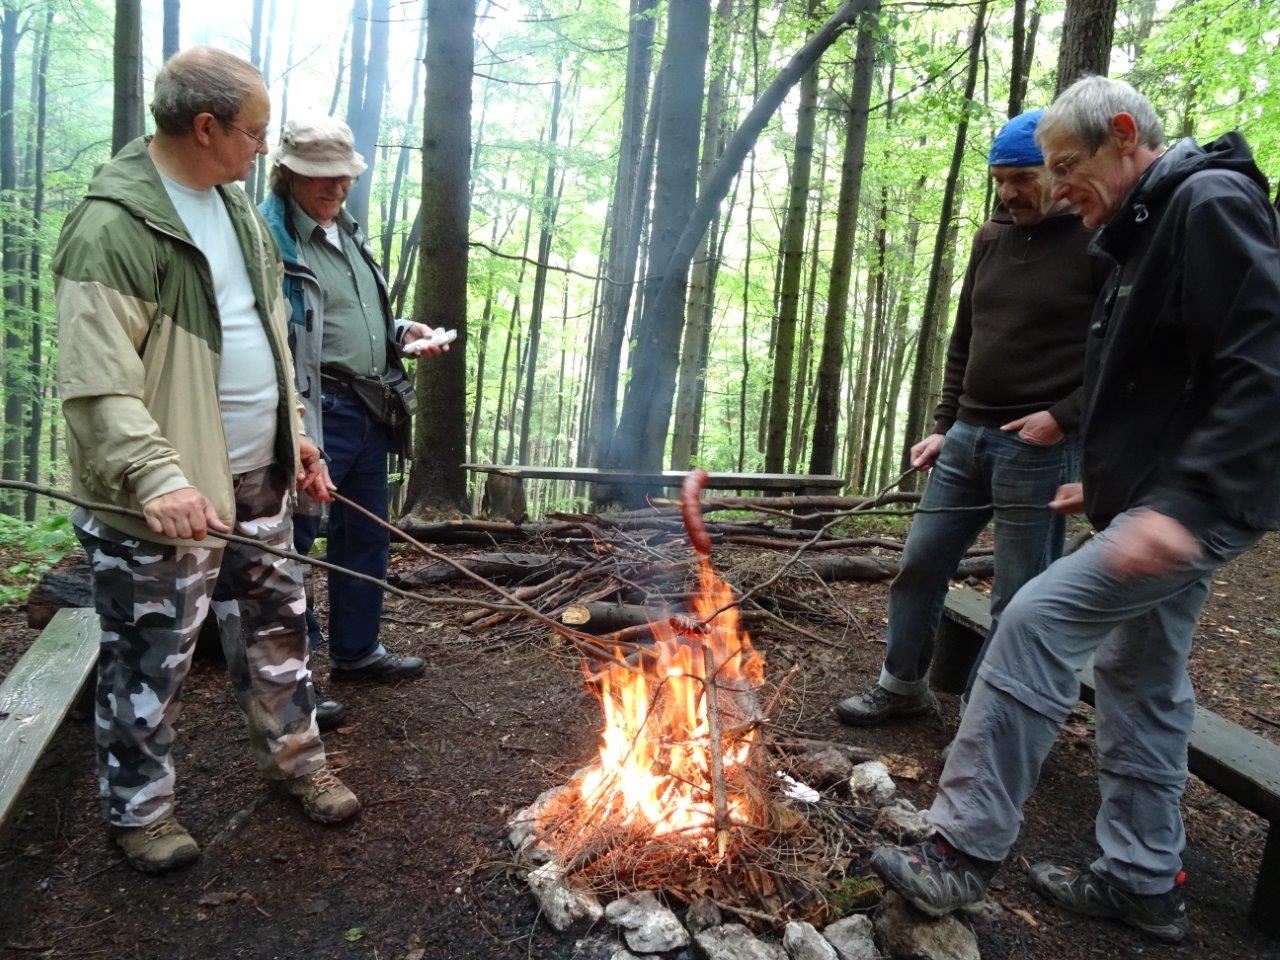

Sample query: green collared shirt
[291,199,387,377]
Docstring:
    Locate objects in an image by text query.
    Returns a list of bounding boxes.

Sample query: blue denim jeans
[879,420,1079,697]
[293,391,391,669]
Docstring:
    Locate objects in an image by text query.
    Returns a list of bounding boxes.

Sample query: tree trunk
[0,4,22,514]
[670,0,735,471]
[253,0,277,203]
[764,45,819,472]
[1055,0,1117,93]
[518,76,566,464]
[112,0,144,155]
[1008,0,1027,116]
[163,0,180,60]
[900,0,987,486]
[346,0,389,228]
[602,0,712,485]
[788,110,828,473]
[808,8,878,476]
[585,0,660,467]
[383,0,430,268]
[328,20,350,116]
[279,0,297,132]
[404,0,475,514]
[22,8,51,521]
[345,0,368,126]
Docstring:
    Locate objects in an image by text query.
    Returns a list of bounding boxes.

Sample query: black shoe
[330,652,425,683]
[1029,862,1189,943]
[311,680,346,731]
[871,835,999,918]
[835,684,936,726]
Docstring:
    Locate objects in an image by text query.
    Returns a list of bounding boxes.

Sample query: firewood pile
[390,488,992,651]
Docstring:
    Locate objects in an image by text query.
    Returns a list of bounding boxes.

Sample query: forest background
[0,0,1276,596]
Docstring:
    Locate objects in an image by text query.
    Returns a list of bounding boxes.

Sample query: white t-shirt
[159,173,279,473]
[321,221,344,252]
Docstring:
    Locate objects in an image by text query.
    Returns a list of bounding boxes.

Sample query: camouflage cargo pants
[74,464,326,827]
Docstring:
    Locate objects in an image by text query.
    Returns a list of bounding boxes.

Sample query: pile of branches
[390,491,992,648]
[531,748,873,928]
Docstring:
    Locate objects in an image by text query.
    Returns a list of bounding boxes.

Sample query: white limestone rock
[605,891,690,953]
[821,915,879,960]
[694,923,786,960]
[685,897,724,934]
[526,860,604,932]
[874,893,980,960]
[782,921,837,960]
[874,798,931,843]
[848,761,896,808]
[508,784,568,863]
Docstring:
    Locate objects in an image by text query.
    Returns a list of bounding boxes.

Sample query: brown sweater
[934,207,1107,435]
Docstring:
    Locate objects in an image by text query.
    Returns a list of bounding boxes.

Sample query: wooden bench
[463,463,846,518]
[931,585,1280,935]
[0,608,99,832]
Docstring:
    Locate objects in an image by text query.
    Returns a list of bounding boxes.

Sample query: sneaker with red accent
[870,835,999,917]
[1028,862,1189,943]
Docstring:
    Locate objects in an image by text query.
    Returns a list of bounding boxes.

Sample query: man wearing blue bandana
[837,108,1106,726]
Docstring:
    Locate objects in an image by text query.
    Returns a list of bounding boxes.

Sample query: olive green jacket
[53,137,305,545]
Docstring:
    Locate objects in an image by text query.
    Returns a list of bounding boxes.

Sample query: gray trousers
[927,509,1259,894]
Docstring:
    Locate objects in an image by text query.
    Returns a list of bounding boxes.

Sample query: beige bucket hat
[271,115,368,178]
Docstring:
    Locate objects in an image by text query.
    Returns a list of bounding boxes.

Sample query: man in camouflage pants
[54,47,359,874]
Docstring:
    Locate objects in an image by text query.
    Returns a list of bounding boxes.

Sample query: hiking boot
[330,652,425,683]
[835,684,936,726]
[1029,862,1189,943]
[311,679,346,731]
[871,835,999,918]
[281,766,361,824]
[111,815,200,874]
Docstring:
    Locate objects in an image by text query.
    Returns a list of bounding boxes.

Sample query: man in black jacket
[870,77,1280,943]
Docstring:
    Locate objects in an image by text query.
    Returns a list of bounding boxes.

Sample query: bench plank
[938,586,1280,821]
[0,607,99,828]
[462,464,845,491]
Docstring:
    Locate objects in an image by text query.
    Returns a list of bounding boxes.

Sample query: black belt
[320,370,359,397]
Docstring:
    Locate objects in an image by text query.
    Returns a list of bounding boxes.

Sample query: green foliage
[829,874,885,916]
[0,513,77,607]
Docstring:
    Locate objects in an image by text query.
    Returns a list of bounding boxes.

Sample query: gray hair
[150,45,263,135]
[1037,75,1165,152]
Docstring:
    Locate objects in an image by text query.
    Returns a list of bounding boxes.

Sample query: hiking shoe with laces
[111,815,200,874]
[281,766,361,824]
[836,684,937,726]
[1029,862,1190,943]
[871,835,999,918]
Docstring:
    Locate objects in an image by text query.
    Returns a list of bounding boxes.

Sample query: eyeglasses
[222,121,269,149]
[1048,147,1088,182]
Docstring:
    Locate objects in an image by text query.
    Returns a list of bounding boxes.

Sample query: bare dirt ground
[2,530,1279,960]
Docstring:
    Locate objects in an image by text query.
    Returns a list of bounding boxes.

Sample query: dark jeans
[294,391,391,668]
[879,420,1079,697]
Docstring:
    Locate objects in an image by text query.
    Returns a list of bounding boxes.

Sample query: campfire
[574,552,765,848]
[509,471,867,929]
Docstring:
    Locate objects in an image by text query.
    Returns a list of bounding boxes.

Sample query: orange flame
[574,558,765,841]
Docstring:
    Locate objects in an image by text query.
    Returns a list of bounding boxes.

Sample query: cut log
[26,558,94,630]
[788,553,994,583]
[391,552,562,588]
[560,601,686,634]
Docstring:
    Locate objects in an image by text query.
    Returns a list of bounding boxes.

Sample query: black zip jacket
[1081,133,1280,535]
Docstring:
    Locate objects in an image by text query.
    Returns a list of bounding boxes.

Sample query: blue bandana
[988,109,1045,167]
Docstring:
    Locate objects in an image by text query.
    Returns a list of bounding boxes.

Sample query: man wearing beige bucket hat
[260,115,449,724]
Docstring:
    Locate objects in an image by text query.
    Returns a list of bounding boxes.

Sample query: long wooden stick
[0,479,502,612]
